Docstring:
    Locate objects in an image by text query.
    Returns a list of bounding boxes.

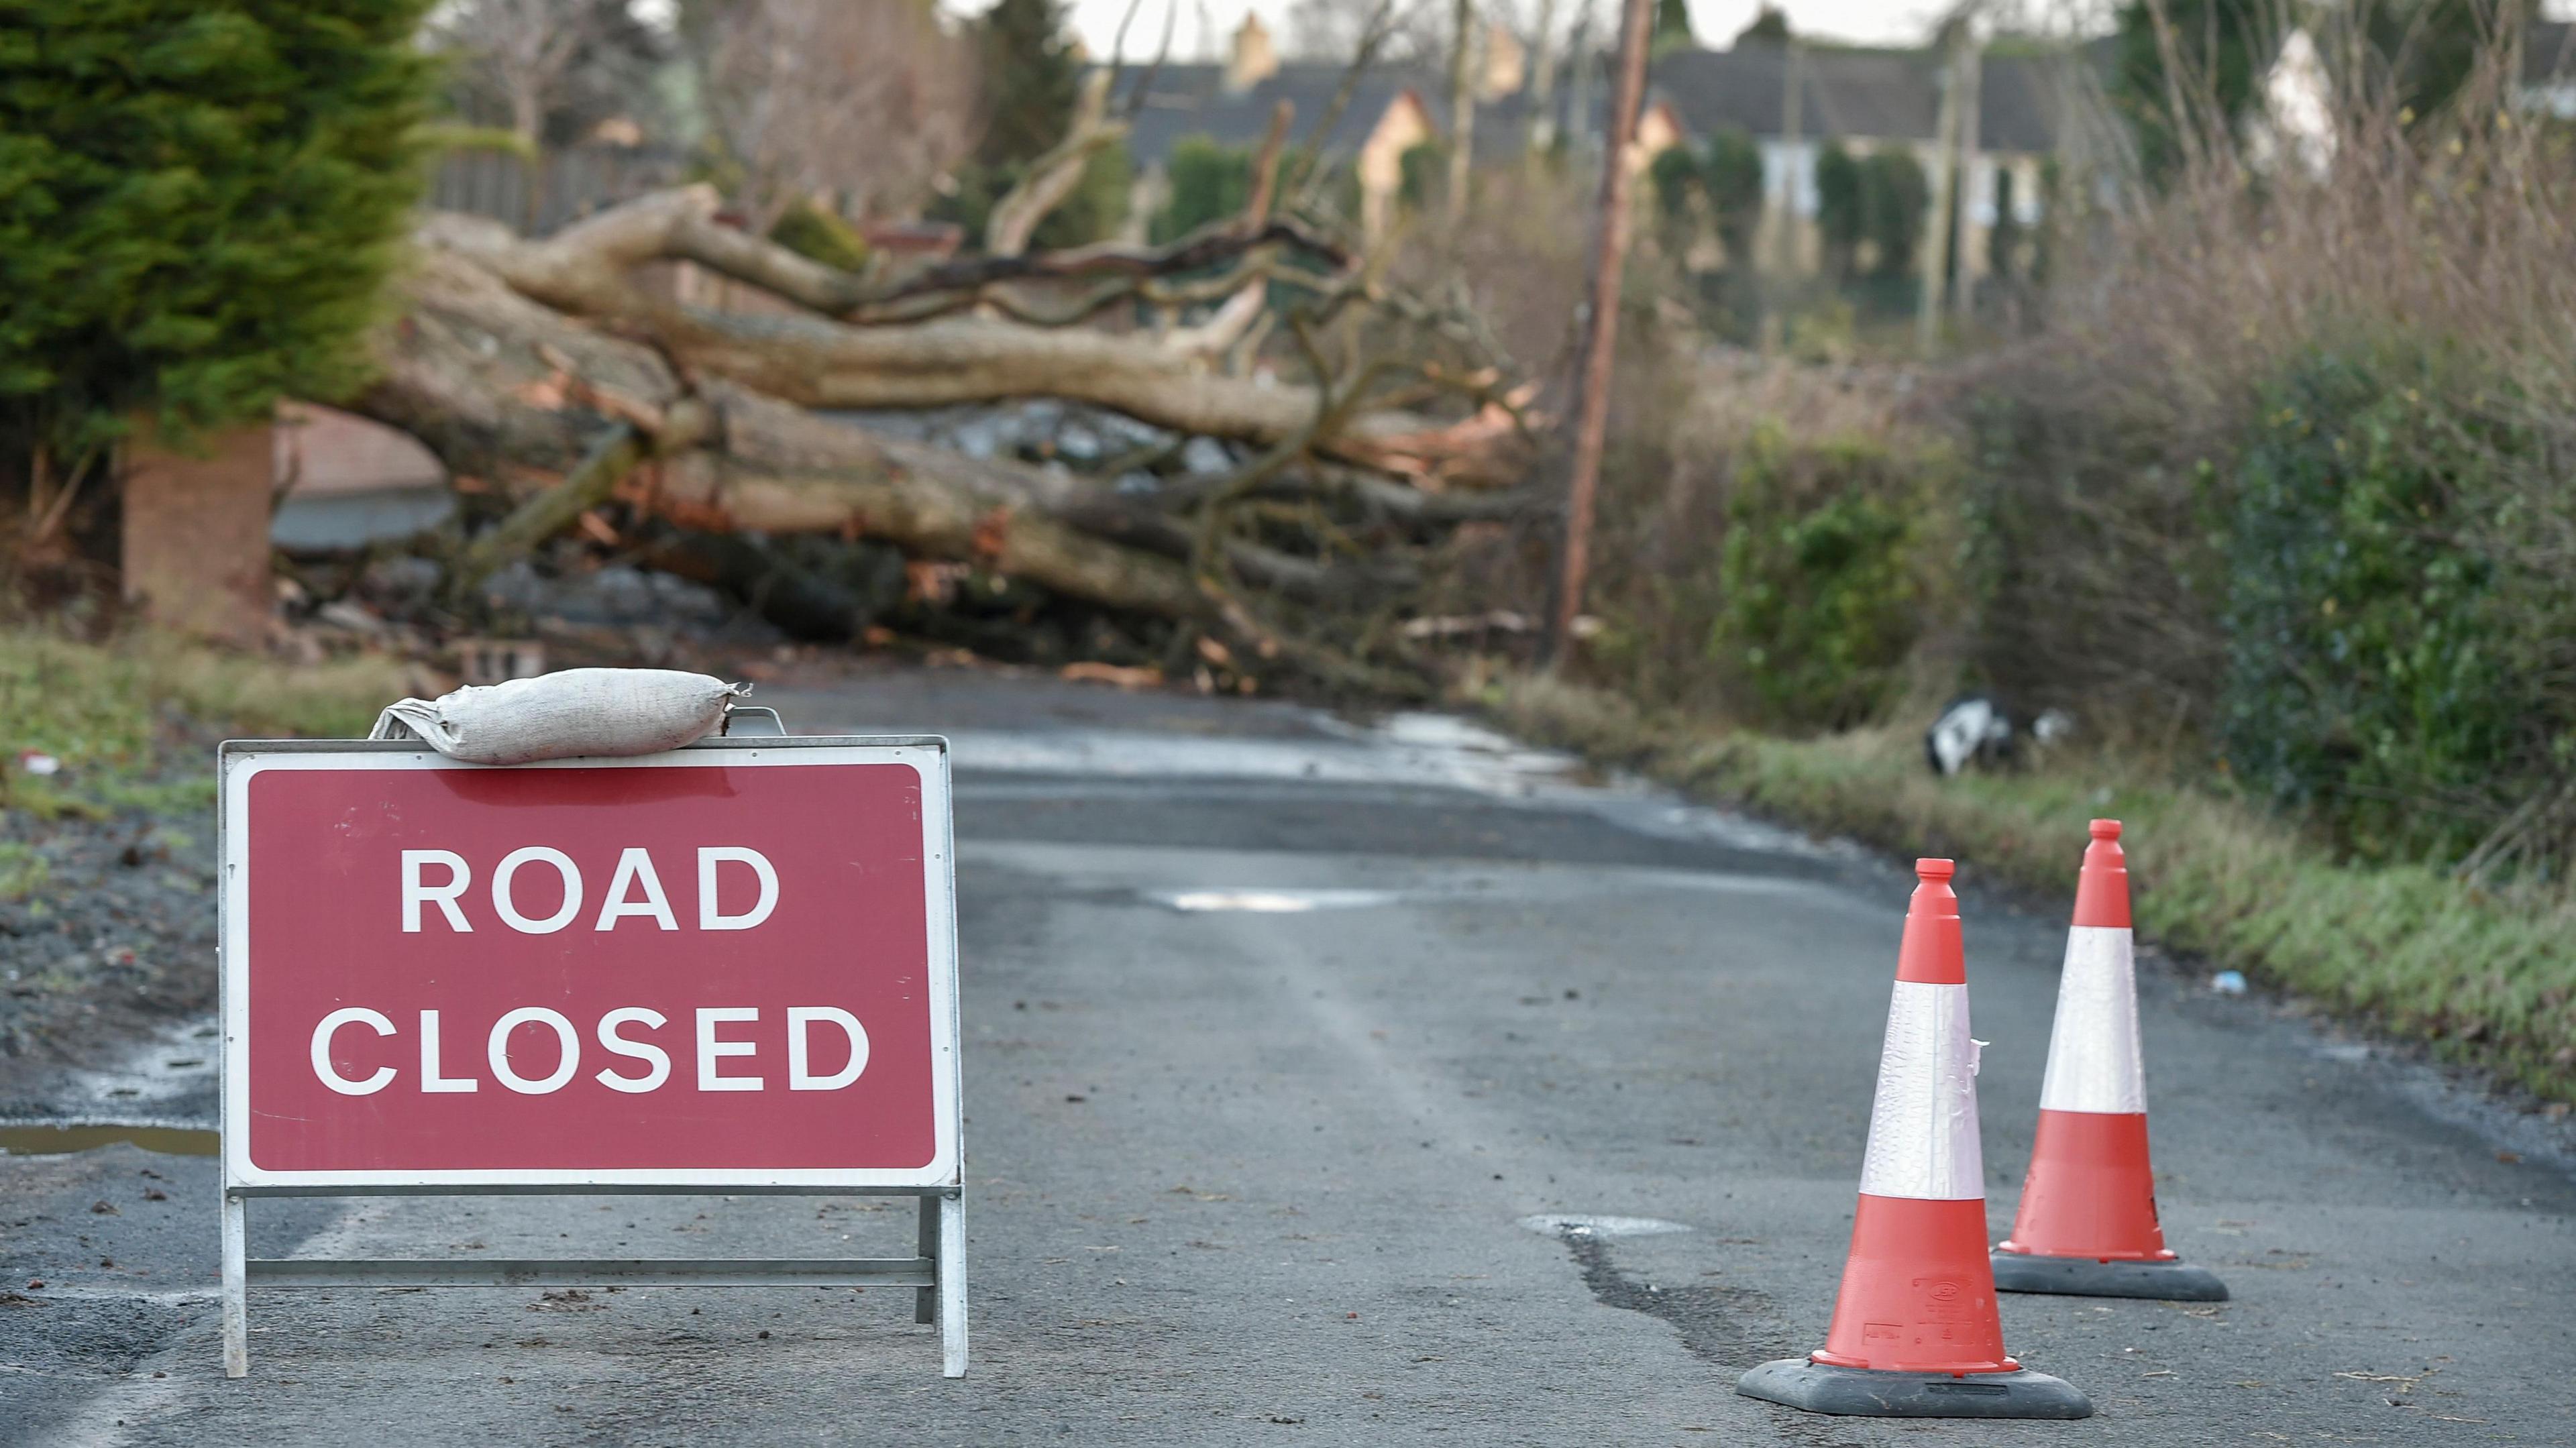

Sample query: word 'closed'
[310,1005,869,1097]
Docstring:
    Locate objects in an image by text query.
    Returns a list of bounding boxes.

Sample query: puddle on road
[0,1121,218,1157]
[943,716,1589,798]
[1154,889,1399,913]
[62,1014,222,1109]
[1519,1213,1694,1239]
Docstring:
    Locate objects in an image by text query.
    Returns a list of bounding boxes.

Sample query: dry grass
[1479,667,2576,1103]
[1431,19,2576,1100]
[0,628,402,820]
[1955,28,2576,728]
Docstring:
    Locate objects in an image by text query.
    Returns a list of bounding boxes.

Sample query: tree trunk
[339,178,1529,693]
[361,249,1208,621]
[1447,0,1479,224]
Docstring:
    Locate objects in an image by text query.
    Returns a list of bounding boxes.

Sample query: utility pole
[1548,0,1653,665]
[1447,0,1479,224]
[1949,24,1982,322]
[1760,37,1805,353]
[1772,38,1805,276]
[1525,0,1564,158]
[1915,12,1967,357]
[1563,0,1595,158]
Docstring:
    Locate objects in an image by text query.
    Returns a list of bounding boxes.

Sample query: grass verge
[1479,670,2576,1105]
[0,628,403,825]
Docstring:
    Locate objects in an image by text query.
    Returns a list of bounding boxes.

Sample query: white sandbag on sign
[370,668,750,765]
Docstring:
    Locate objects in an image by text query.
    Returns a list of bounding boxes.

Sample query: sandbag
[370,668,750,765]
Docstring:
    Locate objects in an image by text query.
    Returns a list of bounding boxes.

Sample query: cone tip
[2090,818,2122,840]
[1915,858,1955,883]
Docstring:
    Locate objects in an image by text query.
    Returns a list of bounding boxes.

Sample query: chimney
[1479,23,1525,99]
[1225,13,1279,93]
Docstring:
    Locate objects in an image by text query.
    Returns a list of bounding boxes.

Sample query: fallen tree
[345,159,1548,691]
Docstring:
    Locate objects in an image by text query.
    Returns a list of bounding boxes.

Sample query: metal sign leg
[915,1195,938,1325]
[221,1192,249,1378]
[938,1192,968,1378]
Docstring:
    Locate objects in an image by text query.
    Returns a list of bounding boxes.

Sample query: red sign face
[221,745,958,1187]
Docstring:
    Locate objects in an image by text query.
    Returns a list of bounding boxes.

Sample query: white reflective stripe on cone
[2037,925,2147,1115]
[1857,980,1986,1201]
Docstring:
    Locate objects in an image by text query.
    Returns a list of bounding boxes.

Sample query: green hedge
[1711,425,1940,731]
[2222,351,2554,863]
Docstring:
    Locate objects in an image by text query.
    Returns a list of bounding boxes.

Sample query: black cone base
[1736,1359,2093,1419]
[1992,1250,2230,1301]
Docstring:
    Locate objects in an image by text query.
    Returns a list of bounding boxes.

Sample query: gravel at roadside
[0,763,219,1110]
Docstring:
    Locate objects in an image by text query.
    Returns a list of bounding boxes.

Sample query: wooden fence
[429,144,690,237]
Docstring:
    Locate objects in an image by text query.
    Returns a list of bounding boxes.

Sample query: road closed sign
[219,738,959,1189]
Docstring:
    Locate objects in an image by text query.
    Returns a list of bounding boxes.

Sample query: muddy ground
[0,755,221,1115]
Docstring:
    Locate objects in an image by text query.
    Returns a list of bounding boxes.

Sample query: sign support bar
[219,1187,965,1376]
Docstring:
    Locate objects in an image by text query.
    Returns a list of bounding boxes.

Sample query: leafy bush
[1649,145,1700,225]
[1541,347,1941,719]
[1816,144,1927,280]
[1701,128,1764,257]
[1153,136,1256,243]
[1398,140,1446,213]
[2221,351,2554,862]
[767,199,871,272]
[1650,127,1762,266]
[1711,427,1934,730]
[1036,145,1133,251]
[938,144,1133,252]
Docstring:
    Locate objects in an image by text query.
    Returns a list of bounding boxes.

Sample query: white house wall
[1757,140,1823,216]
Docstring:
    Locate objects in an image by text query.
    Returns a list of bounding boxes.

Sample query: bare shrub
[1962,12,2576,862]
[690,0,979,229]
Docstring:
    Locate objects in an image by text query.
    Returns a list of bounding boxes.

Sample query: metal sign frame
[215,733,966,1379]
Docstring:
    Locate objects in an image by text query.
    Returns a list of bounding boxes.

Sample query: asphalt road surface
[5,667,2573,1445]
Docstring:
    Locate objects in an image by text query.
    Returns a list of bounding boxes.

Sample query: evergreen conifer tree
[1651,0,1695,55]
[974,0,1081,167]
[0,0,435,564]
[937,0,1128,249]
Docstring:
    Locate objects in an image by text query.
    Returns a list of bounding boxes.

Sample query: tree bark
[361,249,1208,621]
[415,192,1537,485]
[985,71,1125,258]
[1446,0,1479,224]
[335,164,1540,695]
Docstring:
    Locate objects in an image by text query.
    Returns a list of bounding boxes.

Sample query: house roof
[1647,42,2065,153]
[2530,21,2576,82]
[1112,42,2072,170]
[1114,62,1565,168]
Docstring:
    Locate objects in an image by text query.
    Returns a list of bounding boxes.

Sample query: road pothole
[1518,1213,1692,1239]
[1532,1216,1799,1378]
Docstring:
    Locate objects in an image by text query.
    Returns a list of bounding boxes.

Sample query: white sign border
[218,738,962,1193]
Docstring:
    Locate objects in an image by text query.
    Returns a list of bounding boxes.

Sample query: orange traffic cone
[1993,821,2228,1300]
[1738,860,2091,1419]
